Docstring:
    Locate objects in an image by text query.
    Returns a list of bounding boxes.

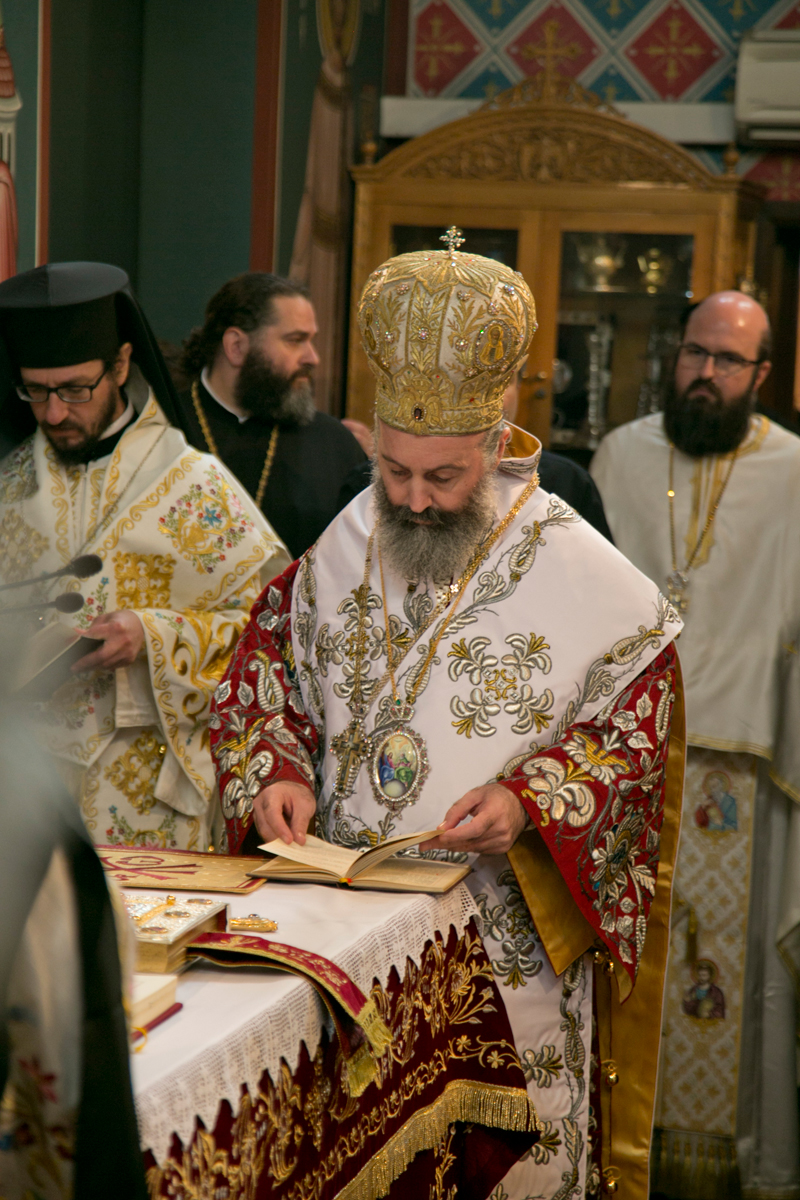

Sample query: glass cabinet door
[550,232,694,454]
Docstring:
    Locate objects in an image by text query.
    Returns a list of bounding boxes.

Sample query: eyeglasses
[16,366,109,405]
[678,343,763,379]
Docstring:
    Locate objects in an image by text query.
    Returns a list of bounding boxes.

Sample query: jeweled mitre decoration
[357,238,537,437]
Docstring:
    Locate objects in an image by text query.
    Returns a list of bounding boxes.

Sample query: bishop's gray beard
[373,467,499,585]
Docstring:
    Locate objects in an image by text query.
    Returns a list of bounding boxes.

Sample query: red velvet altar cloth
[143,920,537,1200]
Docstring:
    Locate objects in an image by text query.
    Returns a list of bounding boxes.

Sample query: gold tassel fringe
[344,1042,379,1098]
[357,998,393,1056]
[335,1081,538,1200]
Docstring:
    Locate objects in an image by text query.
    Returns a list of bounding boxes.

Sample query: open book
[250,830,470,894]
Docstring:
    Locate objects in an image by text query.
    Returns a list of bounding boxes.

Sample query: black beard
[663,374,756,458]
[235,347,316,427]
[42,385,124,466]
[372,466,498,584]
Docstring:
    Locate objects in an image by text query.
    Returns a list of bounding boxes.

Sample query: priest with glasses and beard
[0,262,288,852]
[175,273,367,559]
[211,240,686,1198]
[591,291,800,1197]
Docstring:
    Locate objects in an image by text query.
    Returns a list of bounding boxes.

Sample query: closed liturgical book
[130,972,179,1029]
[13,622,101,700]
[123,894,229,973]
[251,830,470,894]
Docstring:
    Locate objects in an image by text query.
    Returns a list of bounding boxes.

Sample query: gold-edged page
[357,858,470,893]
[257,833,360,876]
[350,829,440,877]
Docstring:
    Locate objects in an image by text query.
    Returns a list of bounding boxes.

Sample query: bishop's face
[373,419,511,584]
[23,343,132,465]
[376,420,507,516]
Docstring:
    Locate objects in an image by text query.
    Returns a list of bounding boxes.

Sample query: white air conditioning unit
[736,30,800,146]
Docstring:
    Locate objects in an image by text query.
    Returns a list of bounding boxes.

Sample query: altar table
[132,881,537,1199]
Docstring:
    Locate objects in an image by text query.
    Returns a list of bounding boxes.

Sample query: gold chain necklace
[666,444,738,615]
[191,380,278,509]
[330,473,539,812]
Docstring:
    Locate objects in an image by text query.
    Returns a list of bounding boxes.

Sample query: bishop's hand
[425,783,527,855]
[252,781,317,846]
[72,609,145,673]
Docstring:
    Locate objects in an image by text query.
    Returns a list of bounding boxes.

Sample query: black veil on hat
[0,261,188,453]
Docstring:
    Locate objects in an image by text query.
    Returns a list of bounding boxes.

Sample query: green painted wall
[137,0,258,344]
[48,0,144,281]
[2,0,386,349]
[3,2,40,273]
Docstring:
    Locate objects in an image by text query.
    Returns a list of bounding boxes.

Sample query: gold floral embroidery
[44,442,71,566]
[562,730,627,784]
[447,633,555,739]
[429,1124,458,1200]
[474,868,544,991]
[141,612,214,800]
[0,438,37,503]
[146,927,537,1200]
[0,509,49,582]
[79,759,102,834]
[105,804,179,849]
[114,551,175,609]
[171,610,249,719]
[157,467,255,575]
[103,729,167,813]
[519,758,596,828]
[521,1045,563,1088]
[303,1046,331,1152]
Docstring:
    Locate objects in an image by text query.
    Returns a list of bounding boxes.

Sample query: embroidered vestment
[0,379,289,850]
[592,413,800,1195]
[212,433,684,1197]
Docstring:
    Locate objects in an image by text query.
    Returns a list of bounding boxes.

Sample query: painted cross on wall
[408,0,800,196]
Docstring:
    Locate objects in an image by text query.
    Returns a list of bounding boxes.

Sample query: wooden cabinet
[347,78,764,449]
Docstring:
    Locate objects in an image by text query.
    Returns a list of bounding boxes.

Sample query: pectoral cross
[330,715,370,800]
[666,569,690,615]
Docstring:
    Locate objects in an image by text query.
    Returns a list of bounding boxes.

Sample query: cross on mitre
[440,226,465,256]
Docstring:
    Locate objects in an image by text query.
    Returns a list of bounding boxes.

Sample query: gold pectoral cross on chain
[330,714,370,801]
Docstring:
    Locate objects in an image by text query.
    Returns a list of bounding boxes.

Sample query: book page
[258,833,360,877]
[358,859,470,892]
[353,829,441,877]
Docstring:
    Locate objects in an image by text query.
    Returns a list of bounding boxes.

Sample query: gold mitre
[357,230,537,436]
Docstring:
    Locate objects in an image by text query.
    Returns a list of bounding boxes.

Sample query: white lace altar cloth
[131,881,478,1164]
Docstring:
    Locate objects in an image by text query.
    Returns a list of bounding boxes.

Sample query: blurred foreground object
[0,622,146,1198]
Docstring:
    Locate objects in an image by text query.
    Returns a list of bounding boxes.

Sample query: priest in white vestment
[0,262,289,852]
[211,238,686,1198]
[591,290,800,1198]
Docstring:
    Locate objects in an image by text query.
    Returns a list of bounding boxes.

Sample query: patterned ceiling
[408,0,800,196]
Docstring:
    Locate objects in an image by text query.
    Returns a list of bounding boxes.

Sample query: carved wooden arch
[355,79,742,194]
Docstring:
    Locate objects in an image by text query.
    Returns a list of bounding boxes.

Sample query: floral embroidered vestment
[212,433,684,1197]
[0,376,289,850]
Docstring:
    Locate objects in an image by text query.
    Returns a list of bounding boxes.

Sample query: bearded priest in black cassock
[210,239,687,1198]
[175,273,367,560]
